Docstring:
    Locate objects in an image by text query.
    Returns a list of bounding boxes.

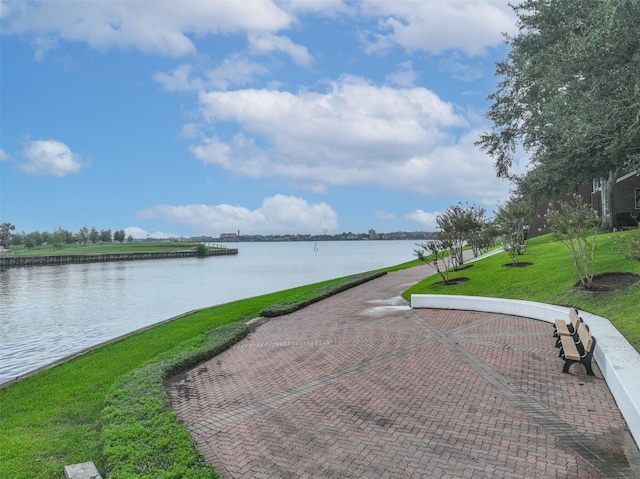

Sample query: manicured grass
[6,241,222,256]
[404,231,640,351]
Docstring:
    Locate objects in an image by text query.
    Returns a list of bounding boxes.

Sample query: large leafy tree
[478,0,640,229]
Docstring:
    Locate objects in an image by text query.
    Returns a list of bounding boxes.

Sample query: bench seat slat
[560,335,581,361]
[554,319,571,336]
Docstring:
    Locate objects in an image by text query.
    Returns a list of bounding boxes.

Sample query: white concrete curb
[410,294,640,449]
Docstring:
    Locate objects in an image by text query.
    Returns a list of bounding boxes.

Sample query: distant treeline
[197,231,436,243]
[2,224,131,249]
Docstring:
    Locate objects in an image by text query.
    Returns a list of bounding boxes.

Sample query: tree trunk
[600,167,622,230]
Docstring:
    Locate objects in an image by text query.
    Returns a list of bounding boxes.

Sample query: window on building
[636,188,640,209]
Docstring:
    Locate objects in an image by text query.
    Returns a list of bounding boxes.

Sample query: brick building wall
[528,172,640,238]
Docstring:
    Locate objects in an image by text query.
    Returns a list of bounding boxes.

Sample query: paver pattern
[167,264,640,478]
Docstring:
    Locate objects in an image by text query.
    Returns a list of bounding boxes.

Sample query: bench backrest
[570,308,581,330]
[577,322,594,352]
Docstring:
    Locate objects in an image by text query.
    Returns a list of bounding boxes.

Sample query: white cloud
[438,54,486,82]
[406,209,440,230]
[248,32,312,66]
[206,55,270,90]
[153,64,201,92]
[123,226,179,240]
[19,139,87,177]
[2,1,514,64]
[278,0,354,16]
[375,210,396,221]
[190,76,511,206]
[360,1,515,56]
[0,148,10,161]
[136,194,338,236]
[386,61,418,87]
[2,0,292,58]
[154,56,270,93]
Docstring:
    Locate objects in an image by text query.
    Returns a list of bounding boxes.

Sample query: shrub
[612,229,640,261]
[195,244,209,257]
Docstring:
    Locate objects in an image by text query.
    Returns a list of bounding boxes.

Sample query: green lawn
[1,233,638,478]
[404,231,640,351]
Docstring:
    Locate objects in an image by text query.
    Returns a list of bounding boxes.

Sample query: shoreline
[0,248,238,267]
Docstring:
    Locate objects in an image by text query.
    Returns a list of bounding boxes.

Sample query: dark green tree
[100,229,112,243]
[52,227,68,250]
[27,231,44,248]
[89,227,100,244]
[77,226,89,244]
[113,229,126,243]
[24,236,35,250]
[10,231,24,247]
[0,223,15,248]
[477,0,640,230]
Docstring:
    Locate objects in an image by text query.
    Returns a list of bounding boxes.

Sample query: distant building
[220,233,239,241]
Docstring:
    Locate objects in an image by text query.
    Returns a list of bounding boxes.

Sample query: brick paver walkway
[167,264,640,478]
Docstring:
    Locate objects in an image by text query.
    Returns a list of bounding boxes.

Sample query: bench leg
[582,359,595,376]
[562,360,575,374]
[561,359,595,376]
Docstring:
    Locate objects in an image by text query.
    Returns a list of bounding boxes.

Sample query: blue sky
[1,0,523,239]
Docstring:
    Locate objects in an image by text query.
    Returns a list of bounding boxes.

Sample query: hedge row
[259,271,387,318]
[100,323,248,478]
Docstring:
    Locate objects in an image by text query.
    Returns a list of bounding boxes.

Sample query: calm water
[0,240,419,385]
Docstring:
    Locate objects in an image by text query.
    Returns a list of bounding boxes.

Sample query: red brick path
[167,264,640,478]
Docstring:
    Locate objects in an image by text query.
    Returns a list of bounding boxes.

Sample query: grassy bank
[404,231,640,351]
[0,271,391,479]
[4,241,223,256]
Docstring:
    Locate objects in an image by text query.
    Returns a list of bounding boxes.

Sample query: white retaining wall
[411,294,640,449]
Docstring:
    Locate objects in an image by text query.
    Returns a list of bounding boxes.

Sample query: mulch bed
[574,272,640,292]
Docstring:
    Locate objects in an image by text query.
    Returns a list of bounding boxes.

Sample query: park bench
[553,309,596,376]
[552,307,581,347]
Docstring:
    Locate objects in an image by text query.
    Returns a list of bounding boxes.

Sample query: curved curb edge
[411,294,640,449]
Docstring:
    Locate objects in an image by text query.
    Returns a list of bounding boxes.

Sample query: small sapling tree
[494,198,534,265]
[435,203,486,265]
[545,194,600,289]
[414,235,457,284]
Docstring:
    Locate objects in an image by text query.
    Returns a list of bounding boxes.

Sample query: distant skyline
[1,1,526,239]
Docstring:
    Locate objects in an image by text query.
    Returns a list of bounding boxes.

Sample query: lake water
[0,240,421,386]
